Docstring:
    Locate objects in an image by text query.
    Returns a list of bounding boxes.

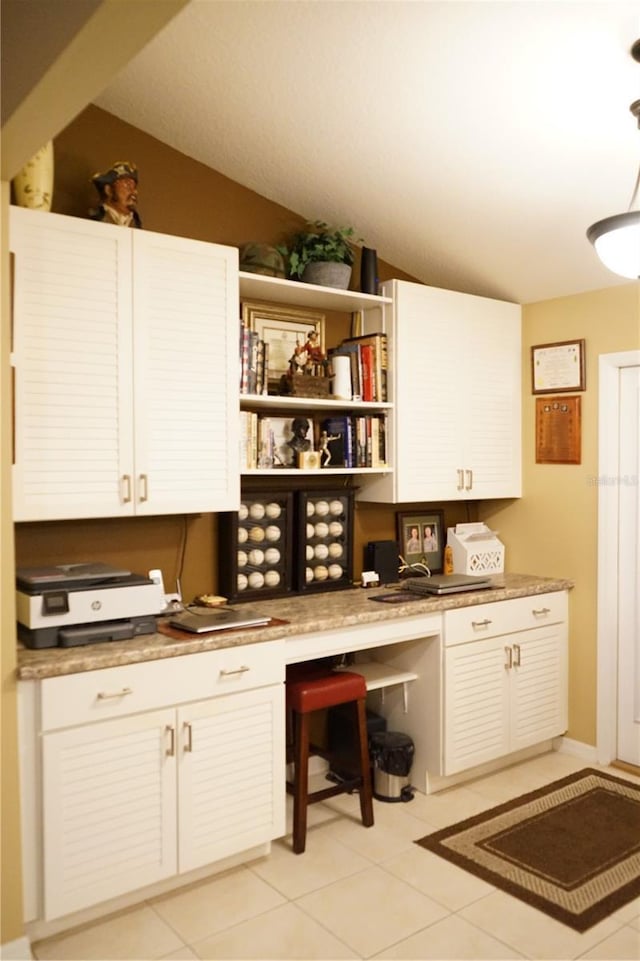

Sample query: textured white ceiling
[95,0,640,304]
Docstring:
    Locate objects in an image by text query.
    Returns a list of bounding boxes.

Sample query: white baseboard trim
[0,935,33,959]
[556,736,598,763]
[25,843,270,943]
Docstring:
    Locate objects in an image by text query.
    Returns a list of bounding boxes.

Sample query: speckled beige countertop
[16,573,573,680]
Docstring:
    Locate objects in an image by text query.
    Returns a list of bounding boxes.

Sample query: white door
[42,708,177,919]
[178,685,285,873]
[10,208,135,521]
[132,231,240,515]
[617,365,640,766]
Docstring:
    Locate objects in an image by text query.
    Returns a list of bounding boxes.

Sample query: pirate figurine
[89,161,142,228]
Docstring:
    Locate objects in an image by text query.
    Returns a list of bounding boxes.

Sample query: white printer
[16,563,165,649]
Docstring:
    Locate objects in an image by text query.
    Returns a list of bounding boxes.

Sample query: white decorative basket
[447,524,505,575]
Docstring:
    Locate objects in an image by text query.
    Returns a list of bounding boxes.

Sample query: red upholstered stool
[286,665,374,854]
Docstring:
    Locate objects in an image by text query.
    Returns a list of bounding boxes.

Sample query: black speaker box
[364,540,399,585]
[360,247,378,295]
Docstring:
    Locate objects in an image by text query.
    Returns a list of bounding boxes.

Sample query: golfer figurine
[89,161,142,228]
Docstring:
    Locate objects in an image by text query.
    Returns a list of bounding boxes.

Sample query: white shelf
[241,467,393,477]
[240,394,392,413]
[336,661,418,692]
[239,271,392,312]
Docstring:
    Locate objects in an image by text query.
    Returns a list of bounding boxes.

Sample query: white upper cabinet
[10,208,239,520]
[359,279,522,503]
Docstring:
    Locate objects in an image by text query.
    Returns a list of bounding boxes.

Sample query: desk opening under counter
[284,612,442,797]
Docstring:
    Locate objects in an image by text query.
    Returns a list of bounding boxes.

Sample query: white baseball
[237,573,248,591]
[305,566,314,583]
[306,501,315,517]
[306,544,314,561]
[265,502,281,518]
[329,499,343,516]
[264,547,280,565]
[248,571,264,589]
[314,564,329,581]
[238,527,248,543]
[329,520,343,537]
[249,525,265,542]
[265,524,281,541]
[328,542,343,558]
[314,543,329,560]
[328,563,343,579]
[238,503,249,521]
[264,570,280,587]
[315,499,329,516]
[248,548,264,566]
[314,521,329,539]
[306,523,315,539]
[249,502,265,520]
[237,550,248,567]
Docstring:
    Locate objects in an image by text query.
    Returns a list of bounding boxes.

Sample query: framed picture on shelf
[295,489,354,593]
[242,301,326,391]
[396,509,445,575]
[218,490,294,601]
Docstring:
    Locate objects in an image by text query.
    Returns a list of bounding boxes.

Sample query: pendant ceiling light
[586,40,640,280]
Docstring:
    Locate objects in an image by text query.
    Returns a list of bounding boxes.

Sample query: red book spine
[360,344,374,402]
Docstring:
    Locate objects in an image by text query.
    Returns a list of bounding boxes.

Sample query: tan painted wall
[480,284,640,746]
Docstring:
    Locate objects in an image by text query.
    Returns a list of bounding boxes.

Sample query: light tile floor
[31,754,640,961]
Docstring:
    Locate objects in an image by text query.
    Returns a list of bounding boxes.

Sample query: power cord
[398,554,431,578]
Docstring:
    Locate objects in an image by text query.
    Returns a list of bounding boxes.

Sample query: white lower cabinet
[42,708,178,920]
[33,642,285,921]
[443,593,568,775]
[178,687,285,874]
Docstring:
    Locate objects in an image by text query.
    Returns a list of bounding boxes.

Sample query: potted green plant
[278,221,362,289]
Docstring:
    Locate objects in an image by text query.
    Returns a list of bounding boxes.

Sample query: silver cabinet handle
[97,687,132,700]
[532,607,551,616]
[505,646,513,669]
[465,469,473,490]
[219,665,250,676]
[165,725,175,757]
[138,473,149,502]
[121,475,132,503]
[513,643,521,667]
[456,469,464,491]
[183,721,193,752]
[471,619,492,628]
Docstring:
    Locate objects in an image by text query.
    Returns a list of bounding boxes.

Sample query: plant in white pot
[278,221,361,289]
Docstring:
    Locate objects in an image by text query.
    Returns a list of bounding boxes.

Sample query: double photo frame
[396,509,445,575]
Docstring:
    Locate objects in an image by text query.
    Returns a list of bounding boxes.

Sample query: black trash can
[369,731,415,802]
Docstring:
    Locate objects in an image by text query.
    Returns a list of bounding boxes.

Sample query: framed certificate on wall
[531,340,586,394]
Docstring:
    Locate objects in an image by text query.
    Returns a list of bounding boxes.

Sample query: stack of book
[320,414,387,469]
[239,413,388,471]
[328,332,388,402]
[240,324,269,395]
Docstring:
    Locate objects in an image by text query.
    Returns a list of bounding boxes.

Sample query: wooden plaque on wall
[535,396,581,464]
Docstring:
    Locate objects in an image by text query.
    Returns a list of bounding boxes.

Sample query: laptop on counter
[403,573,492,596]
[170,608,271,634]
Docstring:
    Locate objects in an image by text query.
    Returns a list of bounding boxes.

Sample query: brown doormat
[415,767,640,931]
